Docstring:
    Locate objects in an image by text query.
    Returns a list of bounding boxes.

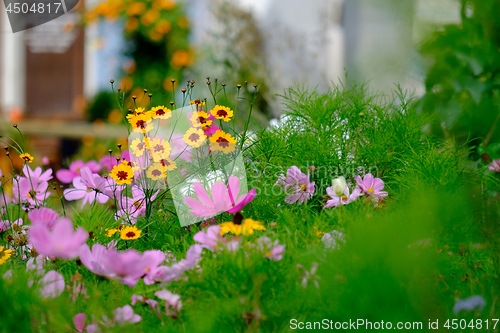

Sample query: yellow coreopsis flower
[120,226,142,240]
[146,162,166,180]
[148,138,172,162]
[219,219,266,236]
[209,130,237,154]
[189,99,205,106]
[110,161,134,185]
[0,246,13,265]
[20,153,34,163]
[130,138,148,157]
[150,105,172,120]
[183,127,206,148]
[190,111,213,129]
[129,114,154,133]
[210,105,233,122]
[161,157,177,171]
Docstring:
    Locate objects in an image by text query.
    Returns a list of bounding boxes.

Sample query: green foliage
[419,0,500,153]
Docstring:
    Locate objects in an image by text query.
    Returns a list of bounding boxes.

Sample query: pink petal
[226,189,256,213]
[227,176,241,205]
[73,313,87,332]
[193,182,214,208]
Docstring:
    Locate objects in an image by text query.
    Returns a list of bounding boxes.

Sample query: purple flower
[28,207,60,229]
[275,166,315,204]
[257,237,285,261]
[22,165,53,183]
[102,249,165,287]
[184,176,257,218]
[489,159,500,172]
[39,270,65,298]
[73,313,87,333]
[63,167,109,208]
[155,289,182,316]
[99,151,130,173]
[79,244,112,276]
[355,173,388,198]
[324,185,362,208]
[322,230,346,250]
[29,218,88,259]
[113,305,141,326]
[0,219,10,232]
[116,185,159,221]
[193,225,225,251]
[453,295,486,315]
[131,294,145,306]
[56,160,101,184]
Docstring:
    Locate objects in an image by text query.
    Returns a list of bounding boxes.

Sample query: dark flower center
[216,136,229,148]
[152,169,162,177]
[117,171,129,180]
[199,116,207,124]
[126,232,136,238]
[156,108,165,116]
[137,142,146,150]
[216,109,228,117]
[189,133,200,142]
[153,144,164,153]
[136,120,147,129]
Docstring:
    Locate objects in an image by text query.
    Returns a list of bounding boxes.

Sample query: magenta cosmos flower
[28,207,61,229]
[63,167,110,208]
[324,185,362,208]
[184,176,257,218]
[29,218,88,259]
[355,173,388,198]
[56,160,101,184]
[275,166,315,204]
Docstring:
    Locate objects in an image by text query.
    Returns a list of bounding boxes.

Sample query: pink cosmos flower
[12,176,50,209]
[39,270,65,298]
[22,165,53,183]
[116,185,159,221]
[184,176,257,218]
[63,167,109,208]
[56,160,101,184]
[257,237,285,261]
[324,185,362,208]
[102,249,165,287]
[193,225,225,251]
[155,289,182,316]
[144,244,202,284]
[41,156,50,165]
[28,207,60,229]
[99,151,130,173]
[112,305,141,326]
[355,173,388,198]
[489,159,500,172]
[29,218,88,259]
[73,313,87,333]
[0,219,10,232]
[79,244,112,276]
[275,166,315,204]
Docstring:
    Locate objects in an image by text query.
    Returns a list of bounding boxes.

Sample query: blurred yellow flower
[219,219,266,236]
[126,1,146,16]
[20,153,34,163]
[125,17,139,32]
[140,9,159,26]
[155,20,171,34]
[171,49,191,69]
[0,246,13,265]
